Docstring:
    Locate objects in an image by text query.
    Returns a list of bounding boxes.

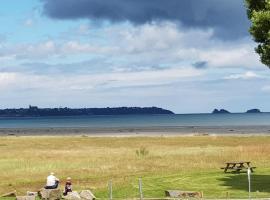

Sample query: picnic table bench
[220,161,256,173]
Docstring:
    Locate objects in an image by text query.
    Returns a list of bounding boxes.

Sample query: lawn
[0,135,269,199]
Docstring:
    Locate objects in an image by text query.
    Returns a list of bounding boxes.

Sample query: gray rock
[79,190,96,200]
[27,191,38,197]
[16,196,35,200]
[63,191,81,200]
[38,188,62,200]
[165,190,202,198]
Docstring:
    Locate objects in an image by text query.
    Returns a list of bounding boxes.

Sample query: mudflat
[1,125,270,136]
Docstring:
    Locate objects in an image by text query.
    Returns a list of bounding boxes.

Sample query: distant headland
[0,106,174,117]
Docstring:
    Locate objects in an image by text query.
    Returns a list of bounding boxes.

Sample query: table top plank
[226,161,250,164]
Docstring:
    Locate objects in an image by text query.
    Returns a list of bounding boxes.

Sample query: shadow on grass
[218,174,270,193]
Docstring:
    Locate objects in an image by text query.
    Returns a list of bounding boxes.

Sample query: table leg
[224,164,229,173]
[239,163,244,169]
[246,162,254,172]
[236,164,243,173]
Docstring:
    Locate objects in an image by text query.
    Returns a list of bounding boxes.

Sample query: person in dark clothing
[63,177,72,196]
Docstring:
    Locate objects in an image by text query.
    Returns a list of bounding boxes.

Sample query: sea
[0,113,269,129]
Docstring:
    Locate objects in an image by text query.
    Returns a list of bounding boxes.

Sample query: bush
[136,146,149,158]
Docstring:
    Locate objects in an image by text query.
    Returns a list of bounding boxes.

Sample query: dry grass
[0,135,269,198]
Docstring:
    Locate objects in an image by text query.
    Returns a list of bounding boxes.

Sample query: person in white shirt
[45,172,59,189]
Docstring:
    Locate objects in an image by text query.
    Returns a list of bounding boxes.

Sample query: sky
[0,0,270,113]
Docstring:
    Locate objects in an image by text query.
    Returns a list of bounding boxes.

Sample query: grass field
[0,135,270,199]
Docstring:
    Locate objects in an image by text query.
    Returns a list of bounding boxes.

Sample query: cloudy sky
[0,0,270,113]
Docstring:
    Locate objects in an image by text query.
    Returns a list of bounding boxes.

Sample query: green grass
[0,135,269,199]
[93,169,270,199]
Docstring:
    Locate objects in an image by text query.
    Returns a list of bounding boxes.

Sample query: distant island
[212,109,230,114]
[212,108,263,114]
[0,106,174,117]
[246,109,261,113]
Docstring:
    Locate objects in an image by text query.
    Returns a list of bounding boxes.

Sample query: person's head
[50,172,55,176]
[67,177,71,181]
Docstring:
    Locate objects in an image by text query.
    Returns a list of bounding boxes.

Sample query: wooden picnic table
[221,161,256,173]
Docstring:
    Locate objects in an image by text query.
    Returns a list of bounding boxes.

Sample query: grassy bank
[0,135,269,199]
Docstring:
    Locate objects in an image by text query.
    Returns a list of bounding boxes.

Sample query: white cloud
[5,40,57,59]
[0,21,264,71]
[224,71,262,80]
[60,41,117,55]
[0,67,202,92]
[103,22,263,69]
[114,22,214,52]
[198,44,262,69]
[0,40,118,60]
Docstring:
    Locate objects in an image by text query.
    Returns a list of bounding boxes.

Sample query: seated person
[63,177,72,196]
[45,172,59,189]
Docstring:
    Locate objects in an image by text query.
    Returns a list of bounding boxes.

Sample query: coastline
[1,125,270,136]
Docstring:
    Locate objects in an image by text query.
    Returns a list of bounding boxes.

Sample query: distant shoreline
[1,125,270,136]
[0,112,269,118]
[0,106,174,117]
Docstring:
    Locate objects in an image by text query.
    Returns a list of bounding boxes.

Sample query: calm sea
[0,113,269,128]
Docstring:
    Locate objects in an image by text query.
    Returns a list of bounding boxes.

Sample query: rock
[63,191,81,200]
[79,190,96,200]
[27,191,38,197]
[1,190,16,197]
[16,196,35,200]
[165,190,202,198]
[38,188,62,200]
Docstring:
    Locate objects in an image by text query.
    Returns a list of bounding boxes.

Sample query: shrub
[136,146,149,158]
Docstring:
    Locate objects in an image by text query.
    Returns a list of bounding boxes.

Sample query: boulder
[27,191,38,197]
[63,191,81,200]
[16,196,35,200]
[38,188,62,200]
[1,190,16,197]
[165,190,202,198]
[79,190,96,200]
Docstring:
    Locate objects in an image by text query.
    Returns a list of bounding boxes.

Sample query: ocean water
[0,113,269,128]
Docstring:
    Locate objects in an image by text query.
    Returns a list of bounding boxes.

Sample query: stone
[38,188,62,200]
[1,190,16,197]
[16,196,35,200]
[27,191,38,197]
[79,190,96,200]
[165,190,202,198]
[63,191,81,200]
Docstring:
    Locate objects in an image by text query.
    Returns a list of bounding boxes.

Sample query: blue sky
[0,0,270,113]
